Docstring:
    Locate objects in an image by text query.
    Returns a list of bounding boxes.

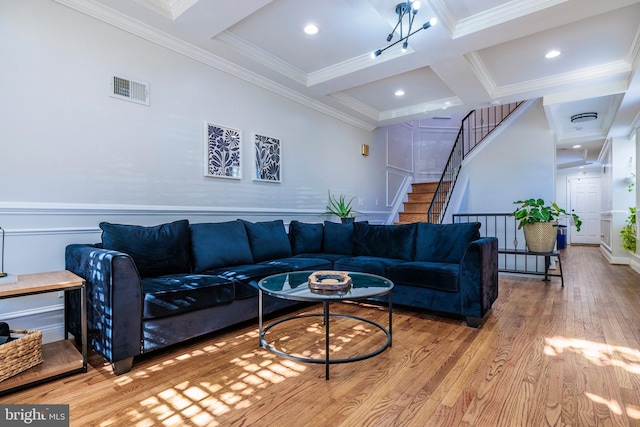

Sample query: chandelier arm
[375,23,430,56]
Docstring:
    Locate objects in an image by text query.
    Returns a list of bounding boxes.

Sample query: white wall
[598,136,636,263]
[450,100,556,215]
[0,0,390,340]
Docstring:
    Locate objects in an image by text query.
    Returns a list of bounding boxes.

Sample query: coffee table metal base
[259,300,392,380]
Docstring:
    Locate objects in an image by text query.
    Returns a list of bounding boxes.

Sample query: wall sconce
[0,227,6,278]
[361,144,369,157]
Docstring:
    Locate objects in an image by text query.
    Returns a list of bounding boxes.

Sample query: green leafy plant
[512,198,582,232]
[621,207,636,252]
[324,191,361,219]
[627,172,636,192]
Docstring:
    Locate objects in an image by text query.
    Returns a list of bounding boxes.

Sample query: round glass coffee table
[258,271,393,380]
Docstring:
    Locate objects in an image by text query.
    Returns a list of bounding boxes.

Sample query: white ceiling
[64,0,640,169]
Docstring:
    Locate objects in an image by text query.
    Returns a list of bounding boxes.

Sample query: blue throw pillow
[323,221,354,255]
[100,220,191,278]
[352,222,416,261]
[190,221,254,273]
[241,220,292,262]
[415,222,481,263]
[288,220,323,254]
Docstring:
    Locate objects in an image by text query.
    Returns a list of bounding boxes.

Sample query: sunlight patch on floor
[117,329,308,426]
[544,336,640,373]
[546,336,640,420]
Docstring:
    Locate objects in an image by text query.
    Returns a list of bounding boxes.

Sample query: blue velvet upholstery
[292,252,348,265]
[241,220,292,262]
[100,220,191,278]
[260,257,332,271]
[387,262,460,292]
[65,219,499,375]
[334,256,406,276]
[190,221,254,273]
[204,262,290,292]
[288,221,324,254]
[140,274,235,319]
[352,222,416,261]
[65,244,142,368]
[323,221,354,255]
[415,222,481,263]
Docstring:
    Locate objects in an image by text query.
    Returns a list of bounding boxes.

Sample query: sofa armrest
[458,237,499,325]
[65,244,143,366]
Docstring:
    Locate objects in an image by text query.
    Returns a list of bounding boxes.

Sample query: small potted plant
[512,198,582,252]
[324,191,361,224]
[621,207,636,253]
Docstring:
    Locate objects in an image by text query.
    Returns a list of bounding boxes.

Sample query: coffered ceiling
[58,0,640,169]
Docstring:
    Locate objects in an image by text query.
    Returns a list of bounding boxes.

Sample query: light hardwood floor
[1,245,639,426]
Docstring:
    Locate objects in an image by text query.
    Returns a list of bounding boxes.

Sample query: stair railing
[427,101,524,223]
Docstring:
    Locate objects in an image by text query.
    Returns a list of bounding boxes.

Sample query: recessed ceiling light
[545,50,561,59]
[395,90,405,96]
[304,24,318,35]
[573,144,582,149]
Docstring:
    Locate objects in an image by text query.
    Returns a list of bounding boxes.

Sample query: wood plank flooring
[1,245,639,426]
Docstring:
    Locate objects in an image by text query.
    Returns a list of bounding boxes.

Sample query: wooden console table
[0,270,87,395]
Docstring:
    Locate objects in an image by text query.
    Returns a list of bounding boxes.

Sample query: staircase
[395,101,524,224]
[397,181,449,224]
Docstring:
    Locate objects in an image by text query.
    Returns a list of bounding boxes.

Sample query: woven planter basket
[523,222,558,253]
[0,329,43,382]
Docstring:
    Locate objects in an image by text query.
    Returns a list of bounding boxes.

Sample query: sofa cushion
[261,257,332,272]
[100,220,191,278]
[204,262,291,297]
[387,262,460,292]
[292,252,349,266]
[323,221,354,255]
[334,256,405,277]
[140,274,235,319]
[352,222,416,261]
[288,221,324,255]
[242,220,292,262]
[415,222,481,263]
[190,221,254,273]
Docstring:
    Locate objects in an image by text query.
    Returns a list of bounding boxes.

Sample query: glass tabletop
[258,271,393,302]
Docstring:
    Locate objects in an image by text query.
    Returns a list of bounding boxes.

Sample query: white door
[569,177,601,244]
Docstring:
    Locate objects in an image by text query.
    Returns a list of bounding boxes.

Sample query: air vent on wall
[110,75,149,105]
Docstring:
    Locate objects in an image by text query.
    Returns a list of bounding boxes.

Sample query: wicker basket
[0,329,43,382]
[523,222,558,253]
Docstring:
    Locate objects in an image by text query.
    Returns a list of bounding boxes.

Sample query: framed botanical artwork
[253,133,281,183]
[204,122,242,179]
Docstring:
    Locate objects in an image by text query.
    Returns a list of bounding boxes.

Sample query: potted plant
[324,191,361,224]
[512,198,582,252]
[621,207,636,253]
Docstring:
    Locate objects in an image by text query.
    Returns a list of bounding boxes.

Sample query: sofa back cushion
[415,222,481,263]
[323,221,354,255]
[190,221,254,273]
[288,220,323,254]
[242,220,292,262]
[100,220,191,278]
[352,222,416,261]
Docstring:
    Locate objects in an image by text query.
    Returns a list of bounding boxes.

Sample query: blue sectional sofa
[65,218,498,374]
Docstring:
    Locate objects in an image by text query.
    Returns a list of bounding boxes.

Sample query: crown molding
[454,0,568,39]
[430,0,568,39]
[133,0,198,20]
[466,50,632,99]
[329,92,380,121]
[215,31,308,86]
[52,0,375,131]
[379,97,463,121]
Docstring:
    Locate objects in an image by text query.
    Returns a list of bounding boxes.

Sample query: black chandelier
[372,0,437,58]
